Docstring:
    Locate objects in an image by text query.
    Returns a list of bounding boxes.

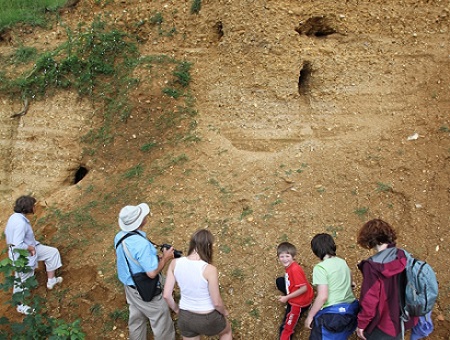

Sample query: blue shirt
[114,230,159,286]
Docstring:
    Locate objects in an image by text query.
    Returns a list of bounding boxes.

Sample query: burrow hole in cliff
[74,166,88,184]
[215,21,224,41]
[295,16,337,37]
[298,62,312,95]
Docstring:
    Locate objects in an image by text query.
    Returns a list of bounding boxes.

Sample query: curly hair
[13,195,36,214]
[357,219,397,250]
[187,229,214,263]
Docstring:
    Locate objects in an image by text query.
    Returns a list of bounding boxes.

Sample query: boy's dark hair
[357,218,397,250]
[277,242,297,257]
[13,195,36,214]
[188,229,214,263]
[311,233,336,260]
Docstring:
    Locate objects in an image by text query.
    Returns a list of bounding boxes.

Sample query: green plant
[0,0,67,32]
[190,0,201,14]
[325,225,344,238]
[316,186,326,193]
[10,46,38,64]
[0,248,85,339]
[109,308,129,322]
[439,126,450,133]
[220,245,231,254]
[240,207,253,220]
[354,207,369,218]
[162,87,182,98]
[231,268,244,279]
[140,142,158,152]
[90,303,102,316]
[123,164,144,179]
[170,154,189,165]
[272,199,282,206]
[149,12,164,25]
[173,61,192,87]
[249,308,260,319]
[376,182,392,192]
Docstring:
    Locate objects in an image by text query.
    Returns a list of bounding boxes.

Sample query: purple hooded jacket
[357,244,416,336]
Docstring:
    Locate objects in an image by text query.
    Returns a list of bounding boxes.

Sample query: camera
[160,244,183,258]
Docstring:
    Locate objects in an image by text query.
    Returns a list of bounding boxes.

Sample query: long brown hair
[188,229,214,263]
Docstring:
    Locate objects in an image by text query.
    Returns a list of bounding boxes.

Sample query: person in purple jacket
[356,219,417,339]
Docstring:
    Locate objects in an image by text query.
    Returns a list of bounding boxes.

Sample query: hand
[356,328,366,339]
[278,295,288,304]
[304,316,313,330]
[162,246,174,260]
[27,245,36,256]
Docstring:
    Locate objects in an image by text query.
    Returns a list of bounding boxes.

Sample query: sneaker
[47,277,63,290]
[17,304,35,315]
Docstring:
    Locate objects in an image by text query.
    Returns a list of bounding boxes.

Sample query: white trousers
[11,243,62,294]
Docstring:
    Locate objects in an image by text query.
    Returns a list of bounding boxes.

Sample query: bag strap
[115,231,159,276]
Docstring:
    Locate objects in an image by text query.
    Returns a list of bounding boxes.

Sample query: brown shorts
[178,309,226,337]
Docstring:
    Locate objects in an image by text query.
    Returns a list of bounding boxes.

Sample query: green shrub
[0,248,85,339]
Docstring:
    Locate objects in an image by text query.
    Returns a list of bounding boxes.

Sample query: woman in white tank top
[163,229,232,340]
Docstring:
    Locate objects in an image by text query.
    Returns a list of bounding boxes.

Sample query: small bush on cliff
[0,248,85,339]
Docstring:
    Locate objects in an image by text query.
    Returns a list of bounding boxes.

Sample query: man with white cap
[114,203,175,340]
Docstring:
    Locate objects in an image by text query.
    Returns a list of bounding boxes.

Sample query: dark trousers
[276,277,309,340]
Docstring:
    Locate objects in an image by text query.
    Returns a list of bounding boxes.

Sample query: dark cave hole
[298,62,312,95]
[215,21,224,40]
[295,16,337,37]
[74,166,88,184]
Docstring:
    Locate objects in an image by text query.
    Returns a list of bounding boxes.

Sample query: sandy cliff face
[0,0,449,338]
[0,94,92,210]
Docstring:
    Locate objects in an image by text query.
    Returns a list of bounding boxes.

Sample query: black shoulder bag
[115,231,161,302]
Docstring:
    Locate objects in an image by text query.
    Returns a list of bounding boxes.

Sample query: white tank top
[174,257,215,312]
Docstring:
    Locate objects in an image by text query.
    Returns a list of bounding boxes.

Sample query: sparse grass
[272,199,282,206]
[220,245,231,254]
[278,234,289,242]
[190,0,201,14]
[240,207,253,220]
[439,126,450,133]
[376,181,392,192]
[325,225,344,238]
[354,207,369,219]
[162,87,182,98]
[173,61,192,88]
[249,308,260,319]
[170,153,189,165]
[231,268,245,279]
[316,186,326,193]
[1,18,196,153]
[123,164,144,179]
[0,0,67,32]
[149,12,164,25]
[141,142,159,152]
[10,46,38,64]
[90,303,102,316]
[109,308,129,322]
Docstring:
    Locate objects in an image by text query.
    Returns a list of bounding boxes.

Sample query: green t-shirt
[312,256,355,308]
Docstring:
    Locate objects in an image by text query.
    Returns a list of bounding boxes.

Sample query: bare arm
[163,259,179,313]
[278,284,307,304]
[146,246,174,279]
[204,264,229,316]
[304,284,328,329]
